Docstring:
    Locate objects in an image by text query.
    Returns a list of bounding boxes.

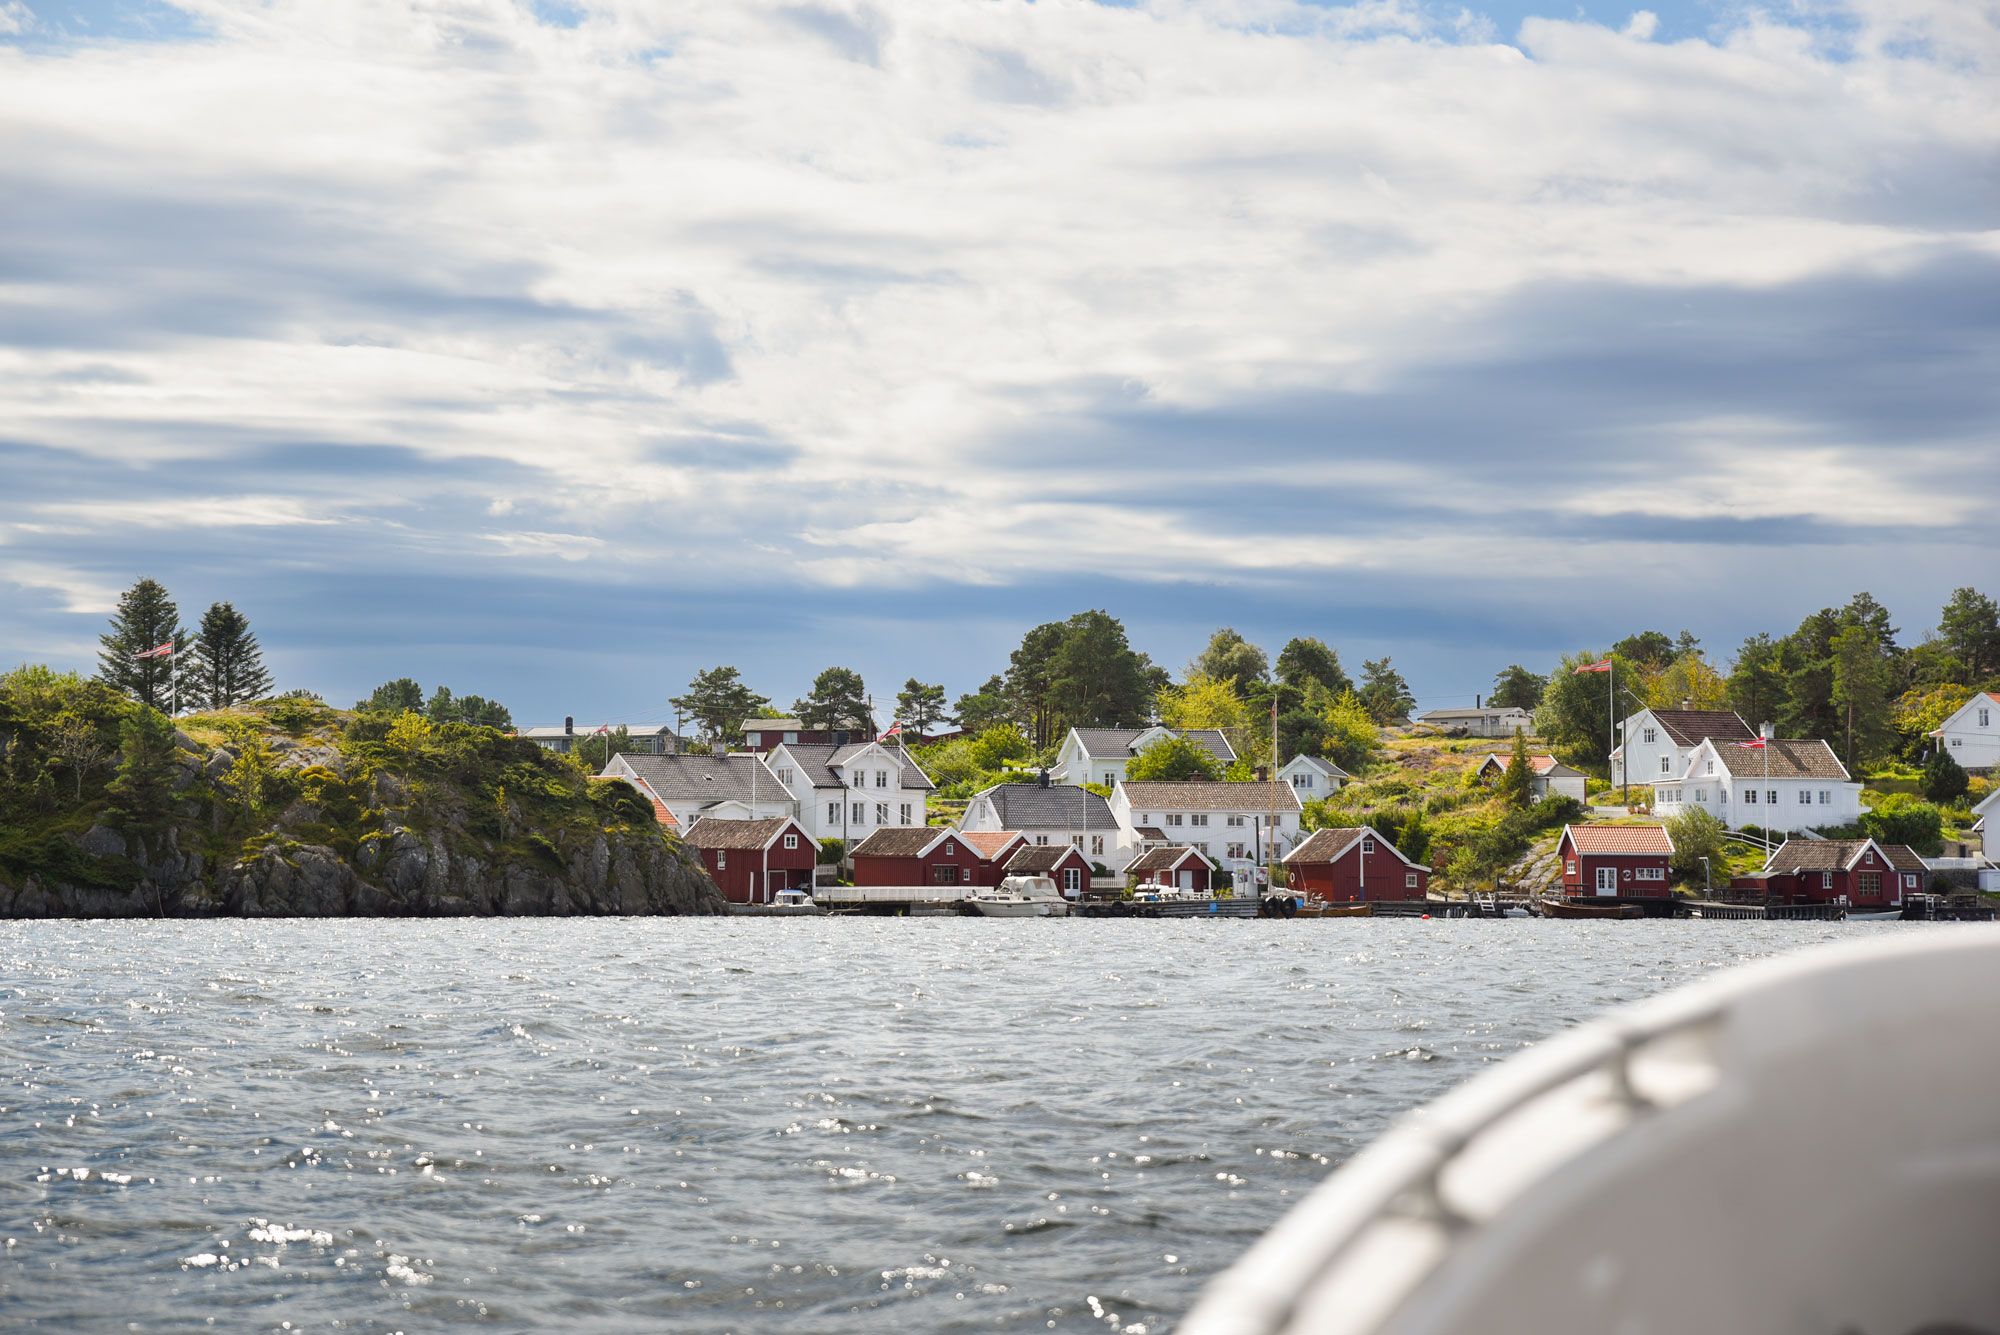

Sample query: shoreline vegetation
[3,580,1995,915]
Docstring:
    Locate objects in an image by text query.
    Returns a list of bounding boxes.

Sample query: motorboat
[1293,898,1372,918]
[727,887,826,916]
[1181,929,2000,1335]
[966,874,1068,918]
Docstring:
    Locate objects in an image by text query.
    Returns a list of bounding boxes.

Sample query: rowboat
[1182,930,2000,1335]
[1294,900,1372,918]
[1538,896,1643,919]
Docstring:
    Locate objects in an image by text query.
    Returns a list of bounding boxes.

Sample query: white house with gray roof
[1110,779,1303,863]
[1051,725,1237,787]
[603,752,795,831]
[1652,736,1861,835]
[764,740,935,846]
[958,781,1126,871]
[1277,754,1349,802]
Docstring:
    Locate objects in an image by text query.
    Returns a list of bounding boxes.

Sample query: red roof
[959,830,1026,860]
[1563,823,1673,856]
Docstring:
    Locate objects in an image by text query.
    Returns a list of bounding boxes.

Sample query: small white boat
[1183,929,2000,1335]
[1845,907,1907,922]
[966,874,1068,918]
[728,887,825,916]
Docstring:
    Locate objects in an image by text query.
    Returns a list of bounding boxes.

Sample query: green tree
[1276,706,1329,763]
[1193,628,1269,692]
[794,666,870,733]
[97,578,187,711]
[671,666,769,748]
[1923,746,1970,805]
[1839,591,1900,655]
[1830,624,1893,767]
[1126,735,1224,781]
[189,601,273,709]
[359,677,425,714]
[1726,633,1785,733]
[1498,728,1534,809]
[1664,806,1729,888]
[895,678,948,735]
[1276,637,1352,697]
[1046,611,1156,736]
[572,725,634,772]
[1005,621,1068,749]
[1357,658,1414,725]
[1939,587,2000,680]
[1319,688,1380,773]
[106,705,180,836]
[953,675,1012,734]
[1860,795,1944,856]
[1536,651,1620,774]
[1489,665,1546,712]
[1611,630,1677,672]
[48,711,114,801]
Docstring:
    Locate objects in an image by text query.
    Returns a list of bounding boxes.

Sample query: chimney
[1761,722,1774,740]
[1038,768,1050,789]
[1475,693,1482,708]
[1682,698,1691,711]
[564,716,574,736]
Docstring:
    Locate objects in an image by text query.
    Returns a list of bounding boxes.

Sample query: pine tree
[1922,746,1969,805]
[107,705,180,836]
[190,601,273,710]
[1499,728,1534,809]
[97,579,187,711]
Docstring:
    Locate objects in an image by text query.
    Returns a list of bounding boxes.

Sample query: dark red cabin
[1283,826,1428,902]
[1558,824,1674,898]
[682,816,817,905]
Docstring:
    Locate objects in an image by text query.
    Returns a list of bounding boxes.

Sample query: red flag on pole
[1731,738,1767,749]
[1573,658,1612,674]
[134,642,174,660]
[878,722,903,742]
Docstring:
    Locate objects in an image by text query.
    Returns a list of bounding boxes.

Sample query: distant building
[1929,692,2000,771]
[1610,707,1755,787]
[740,715,878,753]
[1475,753,1589,803]
[1050,726,1237,788]
[1111,780,1303,862]
[521,717,686,755]
[1277,754,1349,801]
[849,827,1025,889]
[958,781,1123,870]
[1734,839,1928,908]
[1283,826,1429,903]
[1002,842,1096,898]
[1413,706,1532,738]
[1556,824,1673,898]
[1651,737,1862,834]
[682,816,816,904]
[763,740,935,846]
[1127,845,1215,894]
[602,752,794,831]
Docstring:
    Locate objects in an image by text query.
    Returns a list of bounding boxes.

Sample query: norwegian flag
[1572,658,1612,674]
[878,722,903,741]
[595,724,610,736]
[134,641,174,660]
[1731,738,1768,750]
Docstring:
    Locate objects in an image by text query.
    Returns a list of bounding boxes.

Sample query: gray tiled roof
[615,753,782,804]
[1285,755,1351,779]
[848,827,941,858]
[1650,709,1755,748]
[1128,844,1212,872]
[1003,844,1087,873]
[973,784,1115,829]
[1120,781,1302,813]
[1763,839,1927,874]
[1285,827,1368,863]
[1071,727,1237,764]
[1705,738,1849,781]
[683,816,798,851]
[777,742,936,791]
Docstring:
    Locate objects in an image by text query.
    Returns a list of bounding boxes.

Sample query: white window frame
[783,833,798,850]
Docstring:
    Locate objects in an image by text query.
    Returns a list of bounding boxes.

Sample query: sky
[1,0,1995,728]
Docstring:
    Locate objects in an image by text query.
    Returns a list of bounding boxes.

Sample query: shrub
[1923,748,1970,805]
[1860,795,1945,855]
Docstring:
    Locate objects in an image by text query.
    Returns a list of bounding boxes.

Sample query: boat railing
[1182,991,1729,1335]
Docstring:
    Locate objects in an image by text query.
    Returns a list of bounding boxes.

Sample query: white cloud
[0,0,1993,613]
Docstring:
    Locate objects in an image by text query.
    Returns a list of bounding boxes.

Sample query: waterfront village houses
[523,717,685,755]
[1127,844,1215,893]
[682,816,816,905]
[1474,753,1588,804]
[763,740,936,846]
[849,827,1025,889]
[1609,707,1755,788]
[957,782,1126,871]
[1929,692,2000,771]
[1003,842,1095,897]
[1283,826,1429,902]
[1651,737,1862,835]
[1050,726,1236,788]
[1110,780,1304,862]
[738,715,876,754]
[1737,839,1928,908]
[1413,705,1532,738]
[1277,754,1348,801]
[1557,824,1673,899]
[603,752,794,831]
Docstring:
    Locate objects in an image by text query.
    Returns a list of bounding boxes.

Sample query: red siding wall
[1135,859,1212,893]
[1290,840,1427,902]
[700,838,817,905]
[853,835,1011,888]
[1761,847,1914,905]
[1559,839,1673,898]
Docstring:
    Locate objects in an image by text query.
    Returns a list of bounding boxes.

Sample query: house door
[1595,866,1619,896]
[1177,870,1194,891]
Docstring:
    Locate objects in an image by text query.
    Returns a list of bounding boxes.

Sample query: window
[944,841,956,855]
[1857,872,1882,899]
[1905,874,1917,888]
[1952,738,1962,747]
[1696,788,1707,803]
[875,803,888,824]
[716,850,727,869]
[1064,867,1082,892]
[900,803,912,824]
[1362,837,1376,854]
[778,768,793,785]
[1643,727,1657,743]
[1706,760,1716,775]
[1036,834,1049,845]
[1821,872,1833,889]
[1744,789,1758,804]
[1166,814,1184,827]
[1405,872,1418,889]
[1819,790,1831,804]
[932,864,961,884]
[876,771,887,788]
[1190,814,1208,827]
[784,732,798,744]
[1660,756,1672,774]
[1766,790,1777,806]
[783,833,798,850]
[1293,774,1310,789]
[1227,842,1245,859]
[1565,858,1578,874]
[1635,866,1664,882]
[827,802,839,823]
[850,771,864,788]
[1226,815,1244,827]
[1072,834,1084,849]
[850,802,864,822]
[1981,708,1991,728]
[1799,790,1811,804]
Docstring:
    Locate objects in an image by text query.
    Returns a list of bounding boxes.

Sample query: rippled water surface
[0,918,1885,1331]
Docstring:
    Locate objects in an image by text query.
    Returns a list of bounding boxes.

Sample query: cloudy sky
[2,0,1995,726]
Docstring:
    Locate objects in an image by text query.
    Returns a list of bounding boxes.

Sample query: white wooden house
[1277,754,1348,802]
[1651,736,1862,835]
[1610,707,1756,787]
[603,752,795,831]
[1050,726,1237,787]
[1929,692,2000,771]
[764,740,935,846]
[1110,780,1303,863]
[958,781,1126,871]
